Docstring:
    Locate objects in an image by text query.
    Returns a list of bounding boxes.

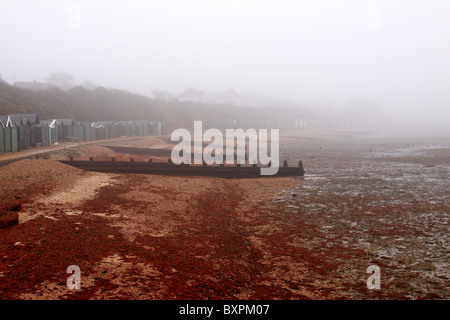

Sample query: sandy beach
[0,128,448,299]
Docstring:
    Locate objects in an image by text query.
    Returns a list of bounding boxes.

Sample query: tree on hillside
[46,71,75,90]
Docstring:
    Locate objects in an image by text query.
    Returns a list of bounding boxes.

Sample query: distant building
[217,89,243,105]
[178,87,204,102]
[0,74,9,85]
[151,90,175,102]
[13,80,54,91]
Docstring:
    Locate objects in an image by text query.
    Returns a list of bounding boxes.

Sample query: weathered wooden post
[89,157,93,162]
[148,159,152,163]
[130,158,134,162]
[284,160,288,168]
[111,157,115,162]
[298,161,305,176]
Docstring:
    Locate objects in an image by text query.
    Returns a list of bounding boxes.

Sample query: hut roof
[55,119,76,126]
[1,113,38,125]
[0,115,15,127]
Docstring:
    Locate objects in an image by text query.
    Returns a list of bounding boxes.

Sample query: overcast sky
[0,0,449,126]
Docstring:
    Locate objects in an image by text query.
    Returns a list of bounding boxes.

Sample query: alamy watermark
[367,5,381,30]
[66,265,81,290]
[366,265,381,289]
[66,5,82,30]
[170,121,280,175]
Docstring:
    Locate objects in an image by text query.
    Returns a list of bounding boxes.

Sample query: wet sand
[277,129,449,299]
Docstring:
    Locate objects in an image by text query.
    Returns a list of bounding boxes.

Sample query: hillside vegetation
[0,82,311,130]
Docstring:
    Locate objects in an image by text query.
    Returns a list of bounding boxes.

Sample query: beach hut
[35,122,50,146]
[148,122,156,135]
[77,122,85,141]
[115,121,135,137]
[0,115,19,152]
[149,121,163,135]
[130,121,137,136]
[113,122,121,138]
[95,121,114,139]
[27,114,39,146]
[55,119,77,142]
[141,120,151,136]
[107,121,115,139]
[82,122,92,141]
[11,124,18,152]
[75,122,91,141]
[91,122,106,140]
[76,122,92,141]
[7,114,40,148]
[134,120,145,136]
[18,118,31,150]
[0,120,5,154]
[0,116,10,153]
[38,120,58,145]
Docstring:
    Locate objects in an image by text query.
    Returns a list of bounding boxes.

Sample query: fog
[1,0,449,129]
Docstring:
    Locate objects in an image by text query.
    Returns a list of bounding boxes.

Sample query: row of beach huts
[0,113,166,154]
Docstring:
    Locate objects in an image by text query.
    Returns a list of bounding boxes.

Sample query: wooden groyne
[59,158,305,178]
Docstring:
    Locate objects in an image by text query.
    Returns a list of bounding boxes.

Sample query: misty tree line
[45,71,97,91]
